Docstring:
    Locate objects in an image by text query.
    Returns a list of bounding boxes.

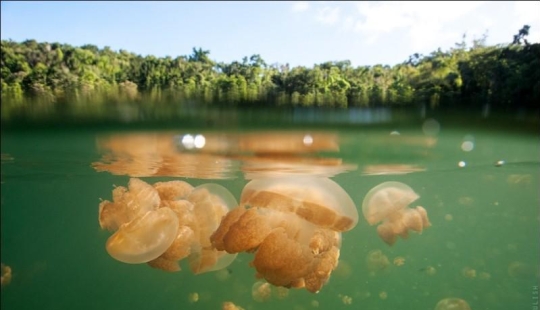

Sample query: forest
[1,25,539,119]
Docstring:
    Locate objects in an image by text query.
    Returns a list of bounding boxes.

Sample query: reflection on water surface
[92,131,359,179]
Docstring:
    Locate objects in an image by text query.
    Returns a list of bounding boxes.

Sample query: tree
[189,47,214,65]
[512,25,531,45]
[1,37,539,114]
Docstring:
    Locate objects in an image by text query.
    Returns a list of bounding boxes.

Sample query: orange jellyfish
[362,181,431,245]
[211,176,358,293]
[98,178,237,274]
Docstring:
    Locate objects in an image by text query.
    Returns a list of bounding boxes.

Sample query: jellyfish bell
[362,182,419,225]
[240,177,358,231]
[362,181,431,246]
[211,176,358,293]
[106,207,179,264]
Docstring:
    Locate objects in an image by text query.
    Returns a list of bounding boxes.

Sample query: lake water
[1,107,539,310]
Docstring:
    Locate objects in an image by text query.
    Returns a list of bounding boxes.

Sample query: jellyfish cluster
[98,177,431,293]
[98,178,237,274]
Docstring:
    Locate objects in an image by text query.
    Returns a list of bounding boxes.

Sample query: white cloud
[513,1,540,26]
[296,1,539,64]
[316,6,341,25]
[339,15,355,33]
[352,1,487,49]
[291,1,309,13]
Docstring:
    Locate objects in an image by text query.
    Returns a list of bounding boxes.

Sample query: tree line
[1,25,539,116]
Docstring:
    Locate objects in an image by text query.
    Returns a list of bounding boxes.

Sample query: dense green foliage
[2,26,539,119]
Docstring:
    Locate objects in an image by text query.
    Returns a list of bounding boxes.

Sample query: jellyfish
[334,259,352,279]
[251,280,289,302]
[1,263,12,287]
[98,178,237,274]
[339,294,353,304]
[507,261,538,279]
[252,281,273,302]
[461,267,477,279]
[393,256,405,266]
[362,181,431,246]
[188,292,199,303]
[366,249,390,272]
[222,301,245,310]
[434,298,471,310]
[211,176,358,293]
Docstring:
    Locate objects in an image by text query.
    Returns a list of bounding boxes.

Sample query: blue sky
[1,1,539,67]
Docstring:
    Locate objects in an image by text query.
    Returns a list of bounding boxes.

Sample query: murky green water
[1,108,539,310]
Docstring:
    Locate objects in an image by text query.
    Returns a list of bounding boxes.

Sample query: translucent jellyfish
[252,281,272,302]
[222,301,245,310]
[334,260,352,279]
[434,298,471,310]
[251,281,289,301]
[423,266,437,276]
[1,263,12,287]
[366,249,390,272]
[393,256,405,266]
[478,271,491,280]
[98,178,237,274]
[507,261,537,279]
[188,292,199,303]
[211,176,358,293]
[215,268,232,282]
[272,286,290,300]
[362,181,431,246]
[461,267,477,279]
[338,294,353,305]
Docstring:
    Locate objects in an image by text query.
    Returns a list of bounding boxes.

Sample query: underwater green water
[1,109,539,310]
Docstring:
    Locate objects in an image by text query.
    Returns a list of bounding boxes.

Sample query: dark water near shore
[1,107,539,310]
